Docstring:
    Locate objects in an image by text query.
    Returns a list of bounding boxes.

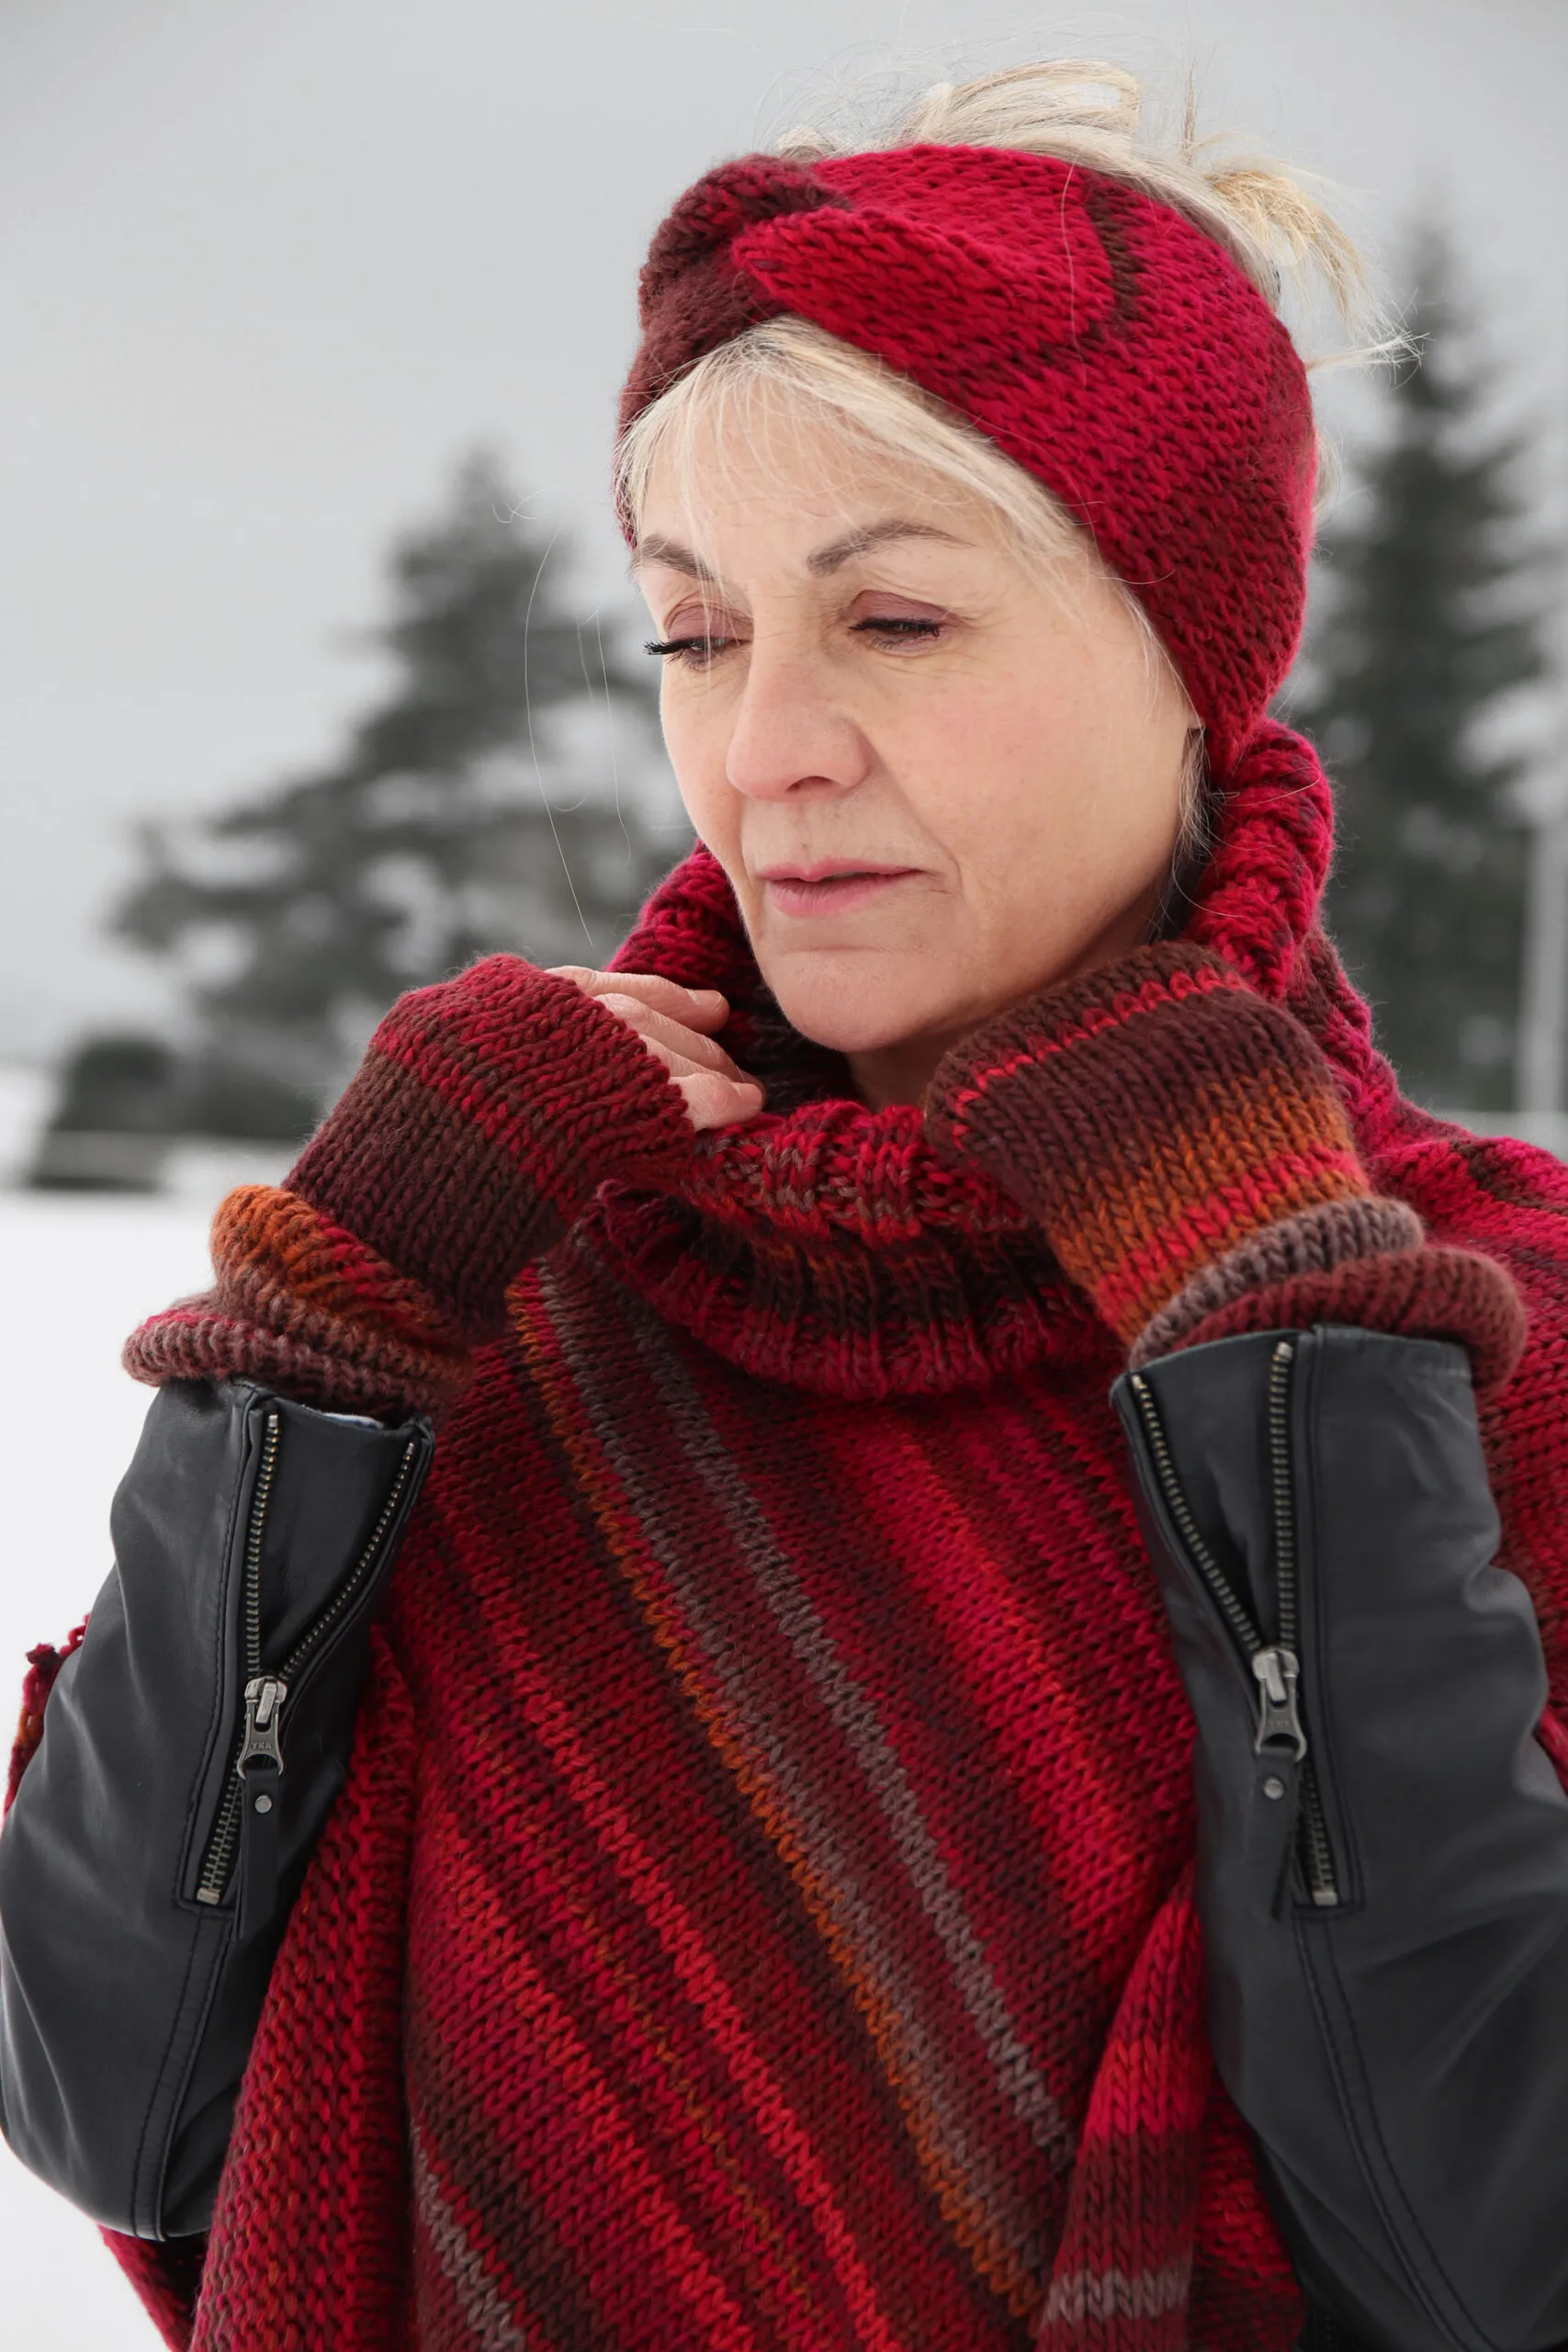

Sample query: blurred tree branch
[110,449,690,1140]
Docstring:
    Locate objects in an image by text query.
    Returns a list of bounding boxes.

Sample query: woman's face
[634,401,1196,1109]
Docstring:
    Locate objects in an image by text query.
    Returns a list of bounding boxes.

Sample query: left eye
[853,616,942,642]
[642,616,944,671]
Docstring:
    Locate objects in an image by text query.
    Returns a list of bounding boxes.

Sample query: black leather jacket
[2,1326,1567,2350]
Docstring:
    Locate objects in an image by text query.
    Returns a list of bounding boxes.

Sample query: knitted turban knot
[618,144,1319,776]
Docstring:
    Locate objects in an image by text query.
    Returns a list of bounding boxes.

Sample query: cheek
[660,687,734,851]
[911,669,1184,958]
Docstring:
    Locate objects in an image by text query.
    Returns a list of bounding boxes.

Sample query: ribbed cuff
[1147,1242,1528,1392]
[1131,1198,1427,1363]
[122,1185,474,1418]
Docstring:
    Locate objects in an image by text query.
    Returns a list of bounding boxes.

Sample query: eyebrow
[629,517,970,582]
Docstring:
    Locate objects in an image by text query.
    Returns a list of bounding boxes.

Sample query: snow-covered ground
[0,1116,286,2347]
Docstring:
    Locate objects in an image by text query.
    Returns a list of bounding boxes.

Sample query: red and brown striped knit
[14,721,1568,2352]
[920,939,1522,1385]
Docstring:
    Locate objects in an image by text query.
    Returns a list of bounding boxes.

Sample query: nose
[723,641,872,804]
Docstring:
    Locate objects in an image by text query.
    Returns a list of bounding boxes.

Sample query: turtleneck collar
[579,721,1394,1399]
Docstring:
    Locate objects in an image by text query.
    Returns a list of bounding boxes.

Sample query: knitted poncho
[52,726,1568,2350]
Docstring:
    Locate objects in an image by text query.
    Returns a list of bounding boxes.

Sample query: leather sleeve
[1113,1325,1568,2352]
[0,1377,433,2240]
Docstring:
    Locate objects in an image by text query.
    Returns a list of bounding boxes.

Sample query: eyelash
[643,616,944,669]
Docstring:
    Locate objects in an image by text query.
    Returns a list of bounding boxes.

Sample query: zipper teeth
[241,1415,282,1678]
[1300,1776,1338,1904]
[1267,1342,1298,1654]
[195,1413,283,1905]
[276,1440,420,1683]
[196,1777,243,1904]
[1264,1340,1340,1908]
[1128,1374,1263,1659]
[195,1430,421,1909]
[1133,1352,1341,1910]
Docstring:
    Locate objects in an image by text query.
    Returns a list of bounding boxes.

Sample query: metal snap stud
[1261,1776,1286,1802]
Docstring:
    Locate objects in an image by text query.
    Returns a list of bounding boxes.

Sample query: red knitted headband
[617,145,1318,778]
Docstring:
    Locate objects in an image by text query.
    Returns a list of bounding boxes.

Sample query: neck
[846,891,1171,1112]
[846,1029,965,1112]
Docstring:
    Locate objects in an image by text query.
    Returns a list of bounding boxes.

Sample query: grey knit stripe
[627,1308,1072,2200]
[411,2116,533,2350]
[1043,2260,1191,2326]
[1130,1195,1426,1366]
[544,1263,1069,2276]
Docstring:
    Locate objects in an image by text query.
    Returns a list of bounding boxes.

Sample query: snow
[0,1146,284,2345]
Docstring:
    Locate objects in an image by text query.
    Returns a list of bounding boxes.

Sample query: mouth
[756,862,920,919]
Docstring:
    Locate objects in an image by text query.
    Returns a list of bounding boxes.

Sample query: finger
[632,1031,762,1091]
[634,1037,766,1121]
[673,1069,767,1134]
[598,995,749,1080]
[548,967,730,1032]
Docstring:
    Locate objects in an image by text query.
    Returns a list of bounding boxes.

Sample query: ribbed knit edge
[1130,1199,1426,1364]
[1138,1245,1528,1393]
[121,1294,463,1419]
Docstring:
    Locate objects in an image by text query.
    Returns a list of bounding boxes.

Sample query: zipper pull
[235,1675,288,1940]
[236,1674,288,1775]
[1252,1646,1307,1759]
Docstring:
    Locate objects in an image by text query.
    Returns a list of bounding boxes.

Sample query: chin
[762,958,949,1057]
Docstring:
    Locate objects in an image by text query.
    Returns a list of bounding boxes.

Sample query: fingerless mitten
[124,958,696,1414]
[925,941,1524,1384]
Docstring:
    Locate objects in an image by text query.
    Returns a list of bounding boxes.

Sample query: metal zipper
[196,1412,282,1905]
[1129,1341,1340,1908]
[195,1418,422,1912]
[1266,1341,1339,1907]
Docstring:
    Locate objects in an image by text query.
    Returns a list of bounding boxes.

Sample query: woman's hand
[923,940,1384,1358]
[547,968,765,1132]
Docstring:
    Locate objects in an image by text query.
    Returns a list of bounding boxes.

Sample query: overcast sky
[4,0,1565,1062]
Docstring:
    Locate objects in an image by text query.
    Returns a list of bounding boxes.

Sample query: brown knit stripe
[1130,1197,1427,1366]
[122,1306,463,1419]
[1031,992,1361,1204]
[285,960,696,1337]
[929,954,1378,1347]
[1161,1245,1528,1391]
[933,956,1250,1154]
[209,1184,468,1346]
[287,1045,583,1334]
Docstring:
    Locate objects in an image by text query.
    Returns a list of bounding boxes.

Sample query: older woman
[5,61,1568,2352]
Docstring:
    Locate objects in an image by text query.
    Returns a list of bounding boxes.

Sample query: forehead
[633,515,976,588]
[631,390,997,571]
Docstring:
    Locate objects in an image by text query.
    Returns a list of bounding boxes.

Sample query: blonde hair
[615,59,1398,863]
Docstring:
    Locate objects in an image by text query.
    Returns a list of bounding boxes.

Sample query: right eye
[643,635,736,670]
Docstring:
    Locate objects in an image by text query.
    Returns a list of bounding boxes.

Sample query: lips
[760,867,918,918]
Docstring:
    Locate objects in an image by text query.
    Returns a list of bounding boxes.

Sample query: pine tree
[1292,229,1547,1112]
[113,451,690,1137]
